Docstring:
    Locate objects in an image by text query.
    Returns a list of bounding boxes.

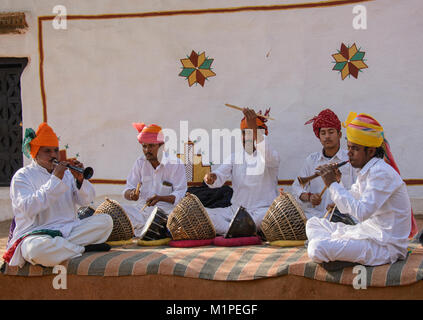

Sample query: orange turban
[240,109,270,135]
[132,123,164,144]
[22,123,59,158]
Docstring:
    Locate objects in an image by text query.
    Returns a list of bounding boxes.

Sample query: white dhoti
[20,214,113,267]
[306,217,404,266]
[206,205,268,235]
[302,207,327,220]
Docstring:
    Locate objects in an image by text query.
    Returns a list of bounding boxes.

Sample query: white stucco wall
[0,0,422,221]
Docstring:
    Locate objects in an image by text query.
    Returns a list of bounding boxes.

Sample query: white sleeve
[11,173,68,220]
[169,163,188,204]
[72,176,96,206]
[206,155,233,189]
[329,168,402,222]
[123,159,142,195]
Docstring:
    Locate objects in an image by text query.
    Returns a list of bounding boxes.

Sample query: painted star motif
[332,43,368,80]
[179,50,216,87]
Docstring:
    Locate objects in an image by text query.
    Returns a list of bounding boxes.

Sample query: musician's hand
[68,159,84,183]
[334,168,342,183]
[310,194,322,206]
[146,195,161,207]
[326,203,336,211]
[316,164,338,188]
[242,108,258,130]
[52,161,67,180]
[130,189,140,201]
[204,173,217,185]
[124,188,139,201]
[299,192,311,202]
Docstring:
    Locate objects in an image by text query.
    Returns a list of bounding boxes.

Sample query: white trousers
[206,205,268,235]
[20,214,113,267]
[306,217,399,266]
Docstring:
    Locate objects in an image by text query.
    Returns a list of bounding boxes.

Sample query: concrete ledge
[1,273,422,300]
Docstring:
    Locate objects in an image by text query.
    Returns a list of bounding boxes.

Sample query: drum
[94,198,134,242]
[260,193,307,242]
[224,206,257,238]
[330,208,356,225]
[167,193,216,240]
[77,206,95,220]
[139,207,169,241]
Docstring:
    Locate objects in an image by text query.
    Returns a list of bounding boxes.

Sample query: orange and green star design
[332,43,368,80]
[179,50,216,87]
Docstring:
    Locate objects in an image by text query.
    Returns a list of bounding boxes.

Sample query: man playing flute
[3,123,113,268]
[291,108,356,219]
[307,112,418,268]
[204,108,280,235]
[122,123,187,237]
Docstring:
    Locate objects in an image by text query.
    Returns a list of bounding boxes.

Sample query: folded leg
[248,207,268,230]
[21,235,84,267]
[306,216,338,240]
[307,237,392,266]
[21,214,113,267]
[206,206,235,235]
[66,214,113,246]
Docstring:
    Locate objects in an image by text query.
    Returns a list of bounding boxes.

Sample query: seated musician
[204,108,280,234]
[123,123,187,237]
[3,123,113,268]
[291,108,356,219]
[307,112,418,267]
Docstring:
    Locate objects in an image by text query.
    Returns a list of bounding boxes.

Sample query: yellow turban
[343,112,384,147]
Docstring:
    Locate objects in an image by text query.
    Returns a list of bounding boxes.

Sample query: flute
[52,159,94,180]
[297,160,349,188]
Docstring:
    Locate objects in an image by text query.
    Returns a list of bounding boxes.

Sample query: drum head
[139,206,169,241]
[224,206,257,238]
[77,206,95,220]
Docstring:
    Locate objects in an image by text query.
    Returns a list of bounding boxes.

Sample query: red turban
[240,108,270,136]
[304,108,341,138]
[132,123,164,144]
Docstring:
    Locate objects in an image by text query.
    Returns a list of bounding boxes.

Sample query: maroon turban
[304,108,341,138]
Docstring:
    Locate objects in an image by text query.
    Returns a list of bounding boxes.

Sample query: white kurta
[206,137,280,234]
[306,157,412,266]
[7,160,112,267]
[291,148,356,219]
[122,153,187,237]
